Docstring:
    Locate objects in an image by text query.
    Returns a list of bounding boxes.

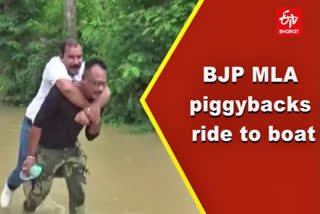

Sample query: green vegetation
[0,0,196,130]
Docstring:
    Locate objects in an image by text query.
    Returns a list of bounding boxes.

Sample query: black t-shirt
[33,85,99,149]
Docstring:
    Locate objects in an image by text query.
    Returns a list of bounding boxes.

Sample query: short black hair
[60,38,81,57]
[83,58,107,78]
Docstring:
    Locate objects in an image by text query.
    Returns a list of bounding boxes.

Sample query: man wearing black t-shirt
[21,59,107,214]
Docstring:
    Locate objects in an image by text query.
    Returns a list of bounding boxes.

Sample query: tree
[0,0,196,130]
[64,0,77,39]
[3,0,10,12]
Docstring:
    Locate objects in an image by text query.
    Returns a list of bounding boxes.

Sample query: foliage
[0,0,197,129]
[0,0,65,103]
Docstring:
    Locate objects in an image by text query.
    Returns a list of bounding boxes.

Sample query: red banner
[141,0,319,213]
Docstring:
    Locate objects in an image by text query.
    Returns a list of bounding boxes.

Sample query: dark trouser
[24,145,87,214]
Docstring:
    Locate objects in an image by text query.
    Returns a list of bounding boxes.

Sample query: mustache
[70,65,81,69]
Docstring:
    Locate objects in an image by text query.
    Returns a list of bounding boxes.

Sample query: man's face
[62,45,83,76]
[83,65,107,100]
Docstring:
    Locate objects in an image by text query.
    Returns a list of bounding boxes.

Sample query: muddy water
[0,103,199,214]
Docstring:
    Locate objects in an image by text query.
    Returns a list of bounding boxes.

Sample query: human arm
[22,86,61,176]
[22,126,41,176]
[56,79,90,108]
[56,81,111,108]
[44,58,90,108]
[85,124,100,141]
[47,58,111,122]
[27,126,41,157]
[83,104,102,141]
[73,85,111,125]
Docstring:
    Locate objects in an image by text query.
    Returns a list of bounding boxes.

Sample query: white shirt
[25,56,84,122]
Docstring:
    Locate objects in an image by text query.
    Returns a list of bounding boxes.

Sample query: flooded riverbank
[0,103,199,214]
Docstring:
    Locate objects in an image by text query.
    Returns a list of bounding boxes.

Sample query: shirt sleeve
[85,126,100,141]
[33,86,62,128]
[43,57,71,85]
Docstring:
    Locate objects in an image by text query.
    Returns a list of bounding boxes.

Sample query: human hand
[74,110,90,126]
[84,103,101,125]
[22,156,36,177]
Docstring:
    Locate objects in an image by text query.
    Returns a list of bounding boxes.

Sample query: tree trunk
[3,0,10,12]
[64,0,77,39]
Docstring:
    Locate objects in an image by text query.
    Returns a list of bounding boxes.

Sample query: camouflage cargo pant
[24,145,87,214]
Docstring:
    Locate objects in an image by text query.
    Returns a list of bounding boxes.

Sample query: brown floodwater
[0,103,199,214]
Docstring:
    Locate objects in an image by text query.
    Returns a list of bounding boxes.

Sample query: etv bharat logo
[276,8,302,36]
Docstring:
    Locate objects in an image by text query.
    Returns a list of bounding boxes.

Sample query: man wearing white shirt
[0,39,110,208]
